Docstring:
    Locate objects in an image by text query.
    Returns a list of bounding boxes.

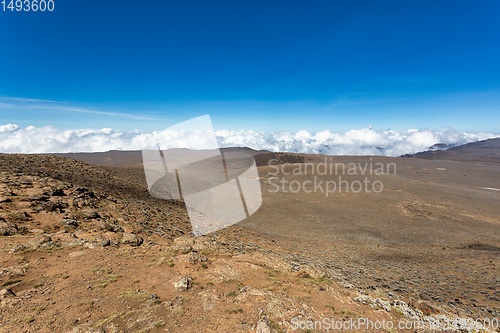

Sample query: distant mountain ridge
[402,137,500,164]
[51,147,270,167]
[49,138,500,166]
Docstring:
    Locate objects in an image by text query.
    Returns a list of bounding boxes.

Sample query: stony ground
[0,154,497,332]
[242,157,500,323]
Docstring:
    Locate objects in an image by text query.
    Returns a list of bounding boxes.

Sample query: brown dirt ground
[0,152,498,332]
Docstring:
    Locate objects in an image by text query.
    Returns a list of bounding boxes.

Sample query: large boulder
[27,235,53,248]
[0,219,25,236]
[121,232,143,246]
[85,236,110,249]
[256,319,271,333]
[174,276,192,292]
[58,219,79,228]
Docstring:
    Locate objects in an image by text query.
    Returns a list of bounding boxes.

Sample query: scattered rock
[0,220,25,236]
[42,200,68,212]
[82,209,99,219]
[99,222,115,232]
[28,194,48,201]
[58,219,79,228]
[0,289,16,298]
[0,196,12,203]
[0,266,27,277]
[296,271,310,278]
[193,237,214,252]
[340,282,354,289]
[240,286,251,293]
[9,244,28,253]
[391,299,423,320]
[51,232,77,244]
[68,250,86,258]
[0,186,14,196]
[354,295,392,312]
[27,235,53,248]
[173,235,195,246]
[174,276,192,292]
[147,293,160,305]
[73,187,95,198]
[256,318,271,333]
[121,232,143,246]
[174,244,193,254]
[201,292,217,310]
[18,177,32,185]
[51,188,66,196]
[85,236,110,249]
[173,295,184,304]
[186,252,207,264]
[6,211,31,222]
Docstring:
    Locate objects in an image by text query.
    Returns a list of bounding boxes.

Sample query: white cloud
[0,124,497,156]
[0,97,168,121]
[3,97,62,103]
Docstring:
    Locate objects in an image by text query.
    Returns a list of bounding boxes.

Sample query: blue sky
[0,0,499,133]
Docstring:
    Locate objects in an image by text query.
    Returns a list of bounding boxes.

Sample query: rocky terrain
[0,153,498,332]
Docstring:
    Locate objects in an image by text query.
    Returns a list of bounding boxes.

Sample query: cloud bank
[0,124,497,156]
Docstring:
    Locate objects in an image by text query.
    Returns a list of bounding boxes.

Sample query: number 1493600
[2,0,54,11]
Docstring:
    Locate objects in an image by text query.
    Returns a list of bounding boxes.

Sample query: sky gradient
[1,0,499,133]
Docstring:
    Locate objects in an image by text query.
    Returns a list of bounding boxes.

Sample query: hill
[402,137,500,164]
[52,147,271,168]
[0,153,498,332]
